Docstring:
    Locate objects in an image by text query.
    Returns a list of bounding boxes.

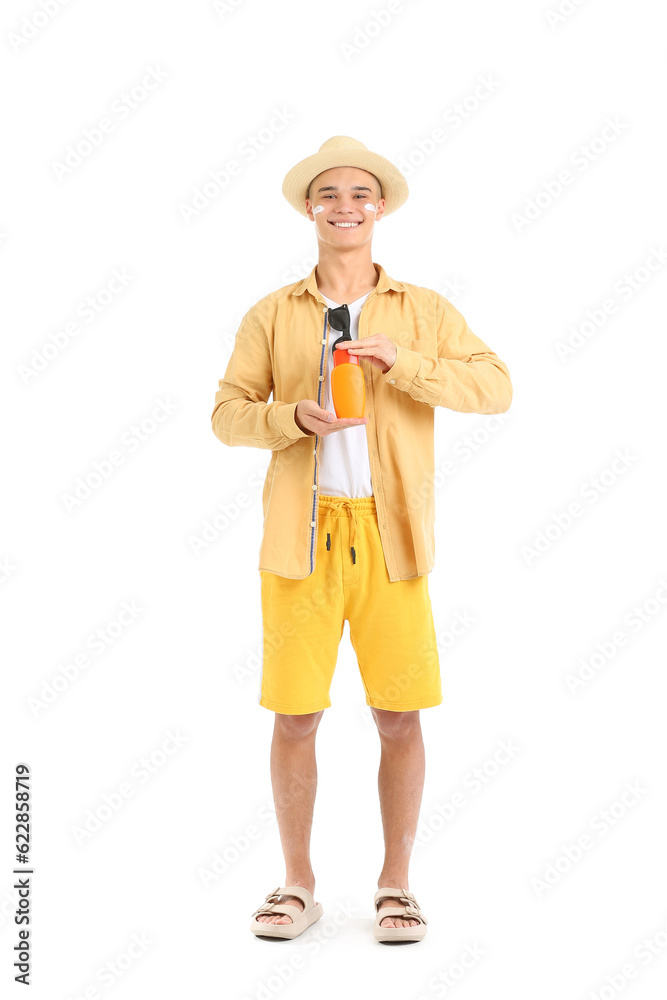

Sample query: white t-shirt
[318,292,374,498]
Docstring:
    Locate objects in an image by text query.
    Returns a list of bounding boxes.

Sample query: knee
[274,710,324,739]
[371,707,420,739]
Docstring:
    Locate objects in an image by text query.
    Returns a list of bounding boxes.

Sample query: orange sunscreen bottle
[332,341,365,418]
[328,302,366,418]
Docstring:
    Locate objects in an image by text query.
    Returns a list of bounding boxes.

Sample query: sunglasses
[327,304,351,352]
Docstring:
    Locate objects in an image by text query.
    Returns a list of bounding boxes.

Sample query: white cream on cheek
[314,203,375,220]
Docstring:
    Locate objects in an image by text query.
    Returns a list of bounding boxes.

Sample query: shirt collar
[290,262,405,300]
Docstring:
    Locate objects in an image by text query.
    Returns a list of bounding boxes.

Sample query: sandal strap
[252,902,304,921]
[375,886,417,905]
[251,884,314,919]
[277,884,315,908]
[374,887,428,924]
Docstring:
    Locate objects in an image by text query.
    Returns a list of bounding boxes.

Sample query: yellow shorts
[259,494,442,715]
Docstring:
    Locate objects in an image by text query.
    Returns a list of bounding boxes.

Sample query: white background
[2,0,666,997]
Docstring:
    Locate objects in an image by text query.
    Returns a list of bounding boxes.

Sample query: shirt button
[389,378,396,384]
[321,339,326,344]
[319,375,324,381]
[313,448,317,455]
[310,520,316,527]
[312,484,317,490]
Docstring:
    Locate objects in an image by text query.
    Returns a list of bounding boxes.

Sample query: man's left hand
[337,334,397,374]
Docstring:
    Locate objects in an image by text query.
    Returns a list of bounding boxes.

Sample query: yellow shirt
[211,262,513,581]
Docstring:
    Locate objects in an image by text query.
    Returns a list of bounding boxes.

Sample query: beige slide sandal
[250,885,324,940]
[373,887,428,943]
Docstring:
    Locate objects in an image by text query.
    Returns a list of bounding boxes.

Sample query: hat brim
[283,147,409,218]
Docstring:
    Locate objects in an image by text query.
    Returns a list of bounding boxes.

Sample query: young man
[211,136,513,943]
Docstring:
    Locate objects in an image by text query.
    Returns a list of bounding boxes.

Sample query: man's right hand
[295,399,369,436]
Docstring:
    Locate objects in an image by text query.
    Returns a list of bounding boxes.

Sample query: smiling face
[305,166,385,247]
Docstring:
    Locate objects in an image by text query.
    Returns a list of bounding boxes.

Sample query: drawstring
[324,499,359,564]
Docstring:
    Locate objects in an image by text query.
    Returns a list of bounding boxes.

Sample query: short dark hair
[307,173,382,203]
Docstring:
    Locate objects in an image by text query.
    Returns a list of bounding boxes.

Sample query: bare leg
[371,708,425,928]
[255,710,324,925]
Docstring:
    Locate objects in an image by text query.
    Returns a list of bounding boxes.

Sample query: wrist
[294,406,313,435]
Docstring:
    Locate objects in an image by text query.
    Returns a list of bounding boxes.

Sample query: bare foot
[377,893,421,929]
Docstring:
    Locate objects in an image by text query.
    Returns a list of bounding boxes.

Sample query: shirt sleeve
[379,295,513,414]
[211,309,312,450]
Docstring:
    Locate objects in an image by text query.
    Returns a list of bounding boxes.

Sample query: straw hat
[282,135,409,218]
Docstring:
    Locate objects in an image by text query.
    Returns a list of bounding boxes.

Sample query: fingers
[332,419,369,430]
[300,401,368,433]
[316,414,369,433]
[317,416,367,427]
[314,408,366,425]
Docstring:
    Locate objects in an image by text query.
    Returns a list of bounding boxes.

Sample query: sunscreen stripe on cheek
[313,205,324,214]
[364,203,376,211]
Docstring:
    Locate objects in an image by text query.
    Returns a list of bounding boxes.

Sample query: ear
[373,197,387,221]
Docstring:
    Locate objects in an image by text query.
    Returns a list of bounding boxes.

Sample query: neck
[315,247,379,303]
